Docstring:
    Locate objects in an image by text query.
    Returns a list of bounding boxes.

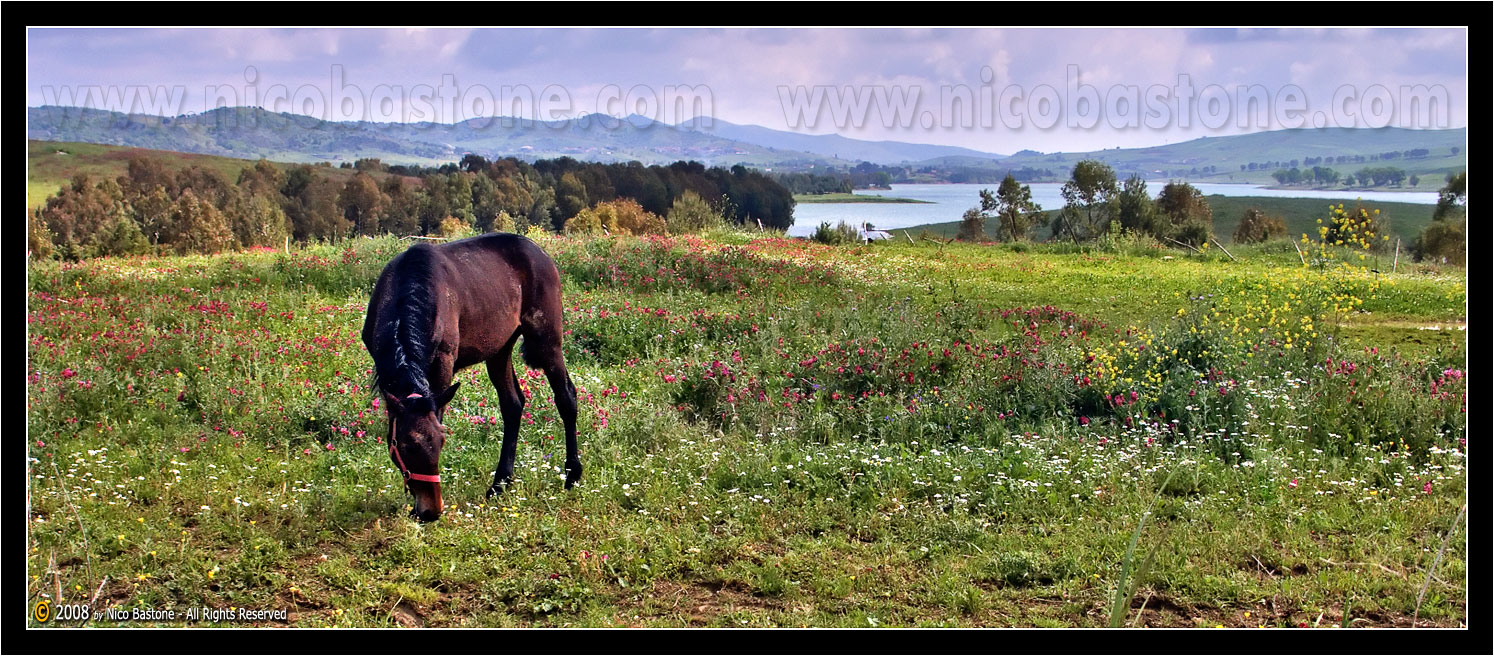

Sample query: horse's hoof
[564,460,583,489]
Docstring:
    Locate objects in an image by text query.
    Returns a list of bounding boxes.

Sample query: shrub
[570,199,667,236]
[28,209,55,259]
[665,191,724,234]
[1316,203,1392,254]
[490,210,517,234]
[1232,208,1287,244]
[956,208,987,242]
[564,206,604,235]
[436,216,476,239]
[811,221,861,246]
[1413,218,1465,265]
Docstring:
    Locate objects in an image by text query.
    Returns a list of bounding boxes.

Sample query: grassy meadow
[26,231,1467,627]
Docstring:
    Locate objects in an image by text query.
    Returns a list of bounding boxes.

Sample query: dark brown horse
[362,233,580,522]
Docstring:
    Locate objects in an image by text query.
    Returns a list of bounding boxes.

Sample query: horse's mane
[371,244,439,410]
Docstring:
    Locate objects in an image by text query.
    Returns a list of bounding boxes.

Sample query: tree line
[955,160,1465,265]
[1271,165,1417,187]
[958,160,1219,247]
[29,154,796,259]
[777,162,1057,196]
[1245,146,1453,173]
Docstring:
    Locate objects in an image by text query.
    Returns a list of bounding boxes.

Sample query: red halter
[389,393,441,484]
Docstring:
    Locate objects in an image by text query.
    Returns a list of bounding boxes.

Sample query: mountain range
[26,105,1007,169]
[27,105,1465,185]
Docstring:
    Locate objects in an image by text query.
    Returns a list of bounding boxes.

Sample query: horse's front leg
[485,355,525,497]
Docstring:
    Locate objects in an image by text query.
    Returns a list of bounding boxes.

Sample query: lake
[787,182,1439,237]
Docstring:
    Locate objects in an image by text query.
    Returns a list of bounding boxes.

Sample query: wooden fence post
[1210,238,1237,262]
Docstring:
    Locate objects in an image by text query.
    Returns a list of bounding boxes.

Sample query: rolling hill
[28,105,980,170]
[981,127,1466,185]
[673,117,1007,164]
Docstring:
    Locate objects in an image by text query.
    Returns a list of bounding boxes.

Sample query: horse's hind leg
[484,342,525,498]
[526,339,582,489]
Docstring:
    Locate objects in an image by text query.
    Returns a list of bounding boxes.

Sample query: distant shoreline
[794,193,931,204]
[1260,184,1430,194]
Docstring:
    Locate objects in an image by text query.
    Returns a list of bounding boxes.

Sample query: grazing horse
[362,233,581,522]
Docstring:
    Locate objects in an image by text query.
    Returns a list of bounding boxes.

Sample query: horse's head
[384,383,460,522]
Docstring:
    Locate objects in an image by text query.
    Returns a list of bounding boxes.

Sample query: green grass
[1203,196,1437,245]
[26,232,1467,627]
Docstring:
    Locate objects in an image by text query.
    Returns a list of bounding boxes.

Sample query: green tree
[380,177,422,236]
[238,194,291,248]
[992,175,1044,241]
[444,173,475,224]
[556,172,590,222]
[121,155,173,197]
[338,173,386,236]
[1114,175,1160,239]
[957,207,987,242]
[95,214,151,256]
[1415,172,1467,264]
[236,159,285,197]
[1433,171,1466,223]
[1155,182,1214,247]
[1056,160,1119,242]
[169,189,235,254]
[470,173,504,233]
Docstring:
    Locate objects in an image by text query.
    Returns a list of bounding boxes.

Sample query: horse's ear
[435,382,461,408]
[383,392,405,414]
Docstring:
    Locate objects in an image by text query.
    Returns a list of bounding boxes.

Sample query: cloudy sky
[27,27,1467,154]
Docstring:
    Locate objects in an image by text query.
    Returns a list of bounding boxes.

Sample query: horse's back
[436,233,558,281]
[434,233,566,365]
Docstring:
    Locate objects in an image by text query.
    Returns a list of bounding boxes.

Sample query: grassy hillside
[907,195,1438,245]
[938,127,1466,186]
[28,140,371,209]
